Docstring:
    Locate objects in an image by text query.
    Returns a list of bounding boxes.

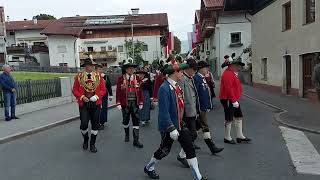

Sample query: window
[118,45,124,52]
[101,46,106,52]
[86,31,93,35]
[261,58,268,81]
[87,47,94,52]
[283,2,291,31]
[142,45,148,51]
[34,42,45,46]
[59,63,68,67]
[108,45,113,51]
[231,32,241,44]
[306,0,315,24]
[9,31,15,36]
[57,45,67,53]
[11,56,20,62]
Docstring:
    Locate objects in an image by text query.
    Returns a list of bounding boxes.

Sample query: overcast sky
[0,0,200,40]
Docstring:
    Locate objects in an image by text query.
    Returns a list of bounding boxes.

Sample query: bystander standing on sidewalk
[312,62,320,102]
[0,65,19,121]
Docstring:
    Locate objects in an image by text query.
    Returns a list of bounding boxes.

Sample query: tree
[124,40,146,66]
[173,36,181,54]
[33,14,56,20]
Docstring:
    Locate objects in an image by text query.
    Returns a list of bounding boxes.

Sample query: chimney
[33,18,38,24]
[131,8,139,16]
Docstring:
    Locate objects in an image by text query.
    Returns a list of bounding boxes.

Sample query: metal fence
[0,79,62,107]
[12,65,81,73]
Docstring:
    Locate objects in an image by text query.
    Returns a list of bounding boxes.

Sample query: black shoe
[124,128,130,142]
[193,143,201,150]
[236,137,252,144]
[11,116,19,119]
[5,118,11,121]
[98,124,105,130]
[177,156,189,168]
[144,166,160,179]
[224,138,236,144]
[204,139,224,154]
[90,144,98,153]
[82,132,89,150]
[201,177,208,180]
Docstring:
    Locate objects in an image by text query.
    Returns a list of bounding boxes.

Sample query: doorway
[285,56,291,94]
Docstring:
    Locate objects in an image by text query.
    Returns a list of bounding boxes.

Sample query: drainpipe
[73,37,78,71]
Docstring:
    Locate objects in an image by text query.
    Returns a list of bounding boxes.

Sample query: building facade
[41,13,169,68]
[251,0,319,100]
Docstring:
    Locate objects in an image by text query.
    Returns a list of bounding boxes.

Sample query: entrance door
[303,54,315,97]
[285,56,291,94]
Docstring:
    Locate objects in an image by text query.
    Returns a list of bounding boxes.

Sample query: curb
[0,104,118,145]
[243,93,320,135]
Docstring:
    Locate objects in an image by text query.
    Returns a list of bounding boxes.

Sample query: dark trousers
[122,100,140,127]
[153,127,196,160]
[196,111,210,132]
[183,116,197,142]
[100,96,109,125]
[317,89,320,102]
[220,99,243,122]
[79,102,101,131]
[3,92,16,119]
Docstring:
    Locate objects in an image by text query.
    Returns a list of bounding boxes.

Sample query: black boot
[204,139,224,155]
[124,128,130,142]
[81,132,89,150]
[133,129,143,148]
[90,134,98,153]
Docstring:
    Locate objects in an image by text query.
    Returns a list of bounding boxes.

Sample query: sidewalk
[0,86,116,144]
[241,84,320,133]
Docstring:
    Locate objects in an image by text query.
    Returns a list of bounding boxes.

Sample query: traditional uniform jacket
[158,79,184,132]
[193,73,213,111]
[72,71,106,107]
[116,74,143,107]
[219,67,242,103]
[152,73,166,100]
[178,73,200,118]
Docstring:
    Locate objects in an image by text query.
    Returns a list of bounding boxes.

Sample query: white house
[41,11,169,68]
[195,0,252,77]
[251,0,319,101]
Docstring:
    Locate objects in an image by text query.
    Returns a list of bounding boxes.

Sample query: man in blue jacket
[193,61,223,155]
[0,65,19,121]
[144,60,207,180]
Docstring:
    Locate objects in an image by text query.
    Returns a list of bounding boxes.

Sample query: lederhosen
[220,100,243,122]
[79,73,101,132]
[153,82,196,160]
[122,75,140,128]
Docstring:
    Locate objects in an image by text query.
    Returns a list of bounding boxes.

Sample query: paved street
[0,96,319,180]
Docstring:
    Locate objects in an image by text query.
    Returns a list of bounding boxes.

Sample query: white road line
[280,126,320,175]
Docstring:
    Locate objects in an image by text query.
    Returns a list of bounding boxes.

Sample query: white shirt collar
[126,74,134,80]
[167,77,177,87]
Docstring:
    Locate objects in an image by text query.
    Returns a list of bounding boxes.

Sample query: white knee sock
[203,132,211,140]
[146,156,159,171]
[235,119,246,139]
[179,149,186,158]
[224,122,232,141]
[187,157,202,180]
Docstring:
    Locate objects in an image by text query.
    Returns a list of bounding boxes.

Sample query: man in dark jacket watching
[0,65,19,121]
[312,61,320,102]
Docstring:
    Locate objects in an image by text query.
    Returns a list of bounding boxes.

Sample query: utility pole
[131,23,134,62]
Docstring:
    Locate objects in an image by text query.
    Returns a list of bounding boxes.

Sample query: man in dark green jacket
[312,62,320,102]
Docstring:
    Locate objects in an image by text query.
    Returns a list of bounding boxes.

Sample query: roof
[41,13,168,37]
[203,0,225,9]
[6,20,53,31]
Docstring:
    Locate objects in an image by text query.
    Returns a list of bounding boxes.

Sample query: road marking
[280,126,320,175]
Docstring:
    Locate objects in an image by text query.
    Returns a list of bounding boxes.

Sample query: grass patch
[8,72,75,81]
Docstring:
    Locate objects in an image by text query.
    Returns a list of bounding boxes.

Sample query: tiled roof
[41,13,168,37]
[203,0,225,9]
[6,20,53,31]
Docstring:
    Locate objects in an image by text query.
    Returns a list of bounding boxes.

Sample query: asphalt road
[0,97,319,180]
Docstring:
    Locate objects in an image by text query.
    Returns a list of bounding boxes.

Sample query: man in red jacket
[72,58,106,153]
[219,55,252,144]
[116,60,144,148]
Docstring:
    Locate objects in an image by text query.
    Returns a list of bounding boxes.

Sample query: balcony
[6,45,49,55]
[201,19,215,38]
[79,51,117,61]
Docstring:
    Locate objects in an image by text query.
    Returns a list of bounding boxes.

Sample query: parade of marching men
[70,51,252,179]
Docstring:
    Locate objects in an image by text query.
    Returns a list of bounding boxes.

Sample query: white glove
[90,95,98,102]
[153,101,158,106]
[117,105,122,110]
[232,101,240,108]
[139,105,143,109]
[170,129,179,141]
[101,73,105,78]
